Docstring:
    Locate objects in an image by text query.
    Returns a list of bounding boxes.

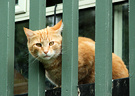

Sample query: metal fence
[0,0,135,96]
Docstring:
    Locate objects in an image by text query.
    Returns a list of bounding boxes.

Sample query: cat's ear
[23,27,35,39]
[52,19,63,34]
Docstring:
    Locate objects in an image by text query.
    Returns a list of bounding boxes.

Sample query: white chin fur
[43,56,52,60]
[38,51,54,60]
[38,50,61,61]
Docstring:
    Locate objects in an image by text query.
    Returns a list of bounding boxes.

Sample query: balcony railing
[0,0,135,96]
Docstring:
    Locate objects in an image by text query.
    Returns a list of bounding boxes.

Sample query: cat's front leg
[53,85,61,89]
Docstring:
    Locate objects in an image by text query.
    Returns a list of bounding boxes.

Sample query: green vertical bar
[129,0,135,96]
[29,0,46,96]
[62,0,78,96]
[0,0,15,96]
[95,0,112,96]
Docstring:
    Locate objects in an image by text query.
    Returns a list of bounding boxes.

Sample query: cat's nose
[44,51,48,54]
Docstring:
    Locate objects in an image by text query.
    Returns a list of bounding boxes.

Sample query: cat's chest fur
[43,56,62,87]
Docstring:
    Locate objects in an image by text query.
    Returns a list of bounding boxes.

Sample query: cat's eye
[49,41,54,46]
[36,43,42,47]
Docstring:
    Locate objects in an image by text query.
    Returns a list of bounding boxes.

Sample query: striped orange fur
[24,20,129,87]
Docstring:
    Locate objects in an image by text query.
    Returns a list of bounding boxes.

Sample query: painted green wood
[62,0,78,96]
[29,0,46,96]
[129,0,135,96]
[95,0,112,96]
[0,0,15,96]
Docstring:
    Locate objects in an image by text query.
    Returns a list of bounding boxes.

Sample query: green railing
[0,0,15,96]
[129,0,135,96]
[0,0,135,96]
[28,0,46,96]
[95,0,112,96]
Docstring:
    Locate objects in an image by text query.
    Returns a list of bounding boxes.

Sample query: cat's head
[24,20,63,62]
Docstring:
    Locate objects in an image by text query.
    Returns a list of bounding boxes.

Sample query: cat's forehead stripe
[38,28,48,40]
[46,28,49,40]
[36,28,61,42]
[46,28,48,35]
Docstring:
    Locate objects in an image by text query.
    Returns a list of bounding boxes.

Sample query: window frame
[114,5,123,58]
[15,0,29,22]
[15,0,27,14]
[15,0,126,22]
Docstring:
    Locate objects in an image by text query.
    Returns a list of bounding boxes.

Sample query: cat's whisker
[61,49,72,54]
[23,53,30,57]
[31,56,40,64]
[28,56,40,69]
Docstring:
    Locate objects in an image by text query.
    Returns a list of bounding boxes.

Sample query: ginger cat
[24,20,129,87]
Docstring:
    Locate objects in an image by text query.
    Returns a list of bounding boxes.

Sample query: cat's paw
[78,88,81,96]
[53,86,61,89]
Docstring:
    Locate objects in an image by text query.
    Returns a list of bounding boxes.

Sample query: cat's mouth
[41,55,51,60]
[44,55,50,58]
